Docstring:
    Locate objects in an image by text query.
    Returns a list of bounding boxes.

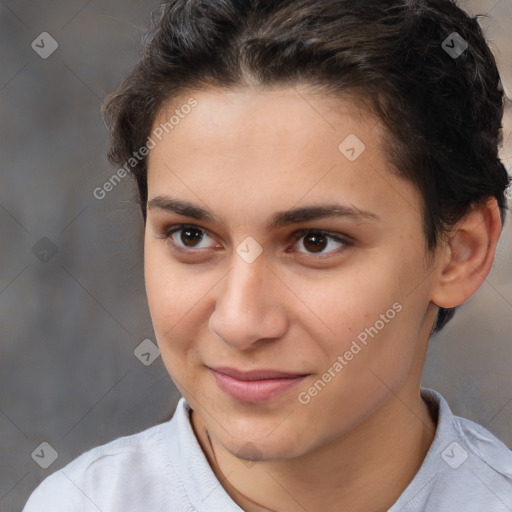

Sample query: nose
[208,254,289,351]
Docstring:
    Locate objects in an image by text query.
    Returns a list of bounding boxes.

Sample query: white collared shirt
[23,388,512,511]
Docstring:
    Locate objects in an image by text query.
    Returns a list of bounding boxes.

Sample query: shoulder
[446,408,512,504]
[392,389,512,512]
[23,400,192,512]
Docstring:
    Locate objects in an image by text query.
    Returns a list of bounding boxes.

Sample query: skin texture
[144,85,502,511]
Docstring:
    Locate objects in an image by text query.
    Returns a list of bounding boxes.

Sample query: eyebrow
[146,195,380,229]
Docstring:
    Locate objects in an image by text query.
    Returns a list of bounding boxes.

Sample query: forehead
[151,85,374,155]
[146,86,422,233]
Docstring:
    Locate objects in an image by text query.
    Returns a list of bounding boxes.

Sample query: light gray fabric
[23,388,512,512]
[389,389,512,511]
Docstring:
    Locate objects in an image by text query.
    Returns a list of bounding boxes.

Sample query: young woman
[24,0,512,510]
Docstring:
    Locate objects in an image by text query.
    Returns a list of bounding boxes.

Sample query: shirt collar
[165,387,510,511]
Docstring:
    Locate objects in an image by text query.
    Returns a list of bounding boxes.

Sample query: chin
[219,427,309,463]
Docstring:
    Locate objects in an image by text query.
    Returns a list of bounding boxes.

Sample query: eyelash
[160,223,353,258]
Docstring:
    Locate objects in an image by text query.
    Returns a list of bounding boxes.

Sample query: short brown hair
[102,0,510,333]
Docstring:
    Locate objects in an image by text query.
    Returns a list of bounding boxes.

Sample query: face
[144,86,439,461]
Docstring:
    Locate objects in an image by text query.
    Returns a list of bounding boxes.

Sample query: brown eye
[302,232,329,253]
[177,227,204,247]
[163,225,218,251]
[291,230,351,256]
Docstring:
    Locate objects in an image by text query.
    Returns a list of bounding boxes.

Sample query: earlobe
[430,198,502,309]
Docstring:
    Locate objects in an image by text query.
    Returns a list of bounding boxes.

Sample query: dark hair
[102,0,510,334]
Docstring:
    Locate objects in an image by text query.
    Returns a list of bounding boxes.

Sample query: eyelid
[290,228,353,244]
[160,223,352,256]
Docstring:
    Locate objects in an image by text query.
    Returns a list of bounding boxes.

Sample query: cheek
[304,255,421,385]
[143,244,216,397]
[302,264,403,346]
[143,241,207,349]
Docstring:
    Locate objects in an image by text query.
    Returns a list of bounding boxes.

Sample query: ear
[430,197,503,309]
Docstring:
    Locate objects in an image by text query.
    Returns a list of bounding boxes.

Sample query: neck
[191,386,436,512]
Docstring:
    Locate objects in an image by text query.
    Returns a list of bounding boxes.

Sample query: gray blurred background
[0,1,511,511]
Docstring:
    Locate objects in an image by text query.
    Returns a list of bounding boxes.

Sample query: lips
[211,367,306,380]
[208,366,309,403]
